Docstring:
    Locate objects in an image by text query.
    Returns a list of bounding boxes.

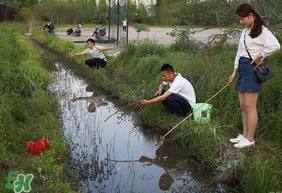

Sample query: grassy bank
[33,27,282,192]
[0,26,76,192]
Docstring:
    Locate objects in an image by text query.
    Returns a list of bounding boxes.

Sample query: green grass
[237,155,281,193]
[0,26,76,193]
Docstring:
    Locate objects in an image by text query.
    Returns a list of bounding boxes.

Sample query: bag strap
[243,29,253,60]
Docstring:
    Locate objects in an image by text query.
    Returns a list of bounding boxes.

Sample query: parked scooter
[92,25,106,38]
[66,24,82,37]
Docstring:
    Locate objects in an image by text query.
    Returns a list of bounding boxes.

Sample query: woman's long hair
[236,3,268,38]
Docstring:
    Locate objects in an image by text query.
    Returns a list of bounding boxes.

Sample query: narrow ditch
[32,40,232,193]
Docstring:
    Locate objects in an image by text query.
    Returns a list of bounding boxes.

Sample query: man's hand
[70,98,76,102]
[139,99,148,105]
[69,53,76,57]
[154,90,162,97]
[139,156,153,166]
[139,156,150,162]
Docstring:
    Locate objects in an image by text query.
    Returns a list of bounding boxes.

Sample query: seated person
[140,64,196,117]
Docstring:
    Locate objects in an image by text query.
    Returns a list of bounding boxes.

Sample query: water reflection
[47,62,229,193]
[70,93,108,113]
[139,140,187,191]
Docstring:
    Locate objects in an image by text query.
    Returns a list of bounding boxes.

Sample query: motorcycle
[66,24,82,37]
[92,25,106,38]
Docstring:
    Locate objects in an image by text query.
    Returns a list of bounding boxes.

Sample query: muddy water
[35,42,230,193]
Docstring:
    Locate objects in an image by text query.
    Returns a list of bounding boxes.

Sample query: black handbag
[243,30,275,83]
[254,63,274,83]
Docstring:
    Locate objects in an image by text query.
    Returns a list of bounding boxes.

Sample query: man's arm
[70,96,91,102]
[140,90,172,105]
[69,51,85,57]
[139,156,170,171]
[96,46,108,51]
[154,83,166,96]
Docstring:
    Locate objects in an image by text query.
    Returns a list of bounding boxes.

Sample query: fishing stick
[104,103,135,122]
[104,96,155,122]
[104,158,140,162]
[162,81,232,139]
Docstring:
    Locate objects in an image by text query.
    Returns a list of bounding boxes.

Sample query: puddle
[45,61,231,193]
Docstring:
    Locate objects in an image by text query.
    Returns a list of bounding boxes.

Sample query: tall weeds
[0,26,74,192]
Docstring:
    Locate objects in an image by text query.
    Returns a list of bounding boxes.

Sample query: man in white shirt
[69,38,108,69]
[140,64,196,117]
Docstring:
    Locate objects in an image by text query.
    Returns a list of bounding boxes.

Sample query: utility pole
[117,0,120,45]
[108,0,111,42]
[267,0,274,27]
[126,0,129,47]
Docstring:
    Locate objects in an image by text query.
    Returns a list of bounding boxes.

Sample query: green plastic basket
[192,103,212,124]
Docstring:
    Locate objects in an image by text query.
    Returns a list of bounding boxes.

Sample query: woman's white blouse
[234,26,280,68]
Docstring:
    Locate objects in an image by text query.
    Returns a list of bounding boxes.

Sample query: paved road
[56,26,226,44]
[55,26,233,55]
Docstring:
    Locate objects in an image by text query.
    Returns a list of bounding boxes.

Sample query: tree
[78,0,97,23]
[15,7,35,21]
[128,2,137,23]
[88,0,97,23]
[133,23,150,40]
[0,4,18,22]
[136,3,149,23]
[97,0,108,25]
[3,0,39,8]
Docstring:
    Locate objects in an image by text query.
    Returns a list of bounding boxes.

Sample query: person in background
[48,20,55,34]
[43,20,54,35]
[229,3,280,148]
[140,64,196,117]
[69,38,108,70]
[43,20,49,32]
[122,18,127,33]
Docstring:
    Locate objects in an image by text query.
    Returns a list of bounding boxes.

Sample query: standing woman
[229,3,280,148]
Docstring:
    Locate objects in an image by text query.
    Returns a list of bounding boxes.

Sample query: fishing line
[162,81,232,139]
[103,96,155,122]
[104,103,135,122]
[104,158,140,162]
[48,77,73,84]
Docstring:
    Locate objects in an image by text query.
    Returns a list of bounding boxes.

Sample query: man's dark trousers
[161,90,192,117]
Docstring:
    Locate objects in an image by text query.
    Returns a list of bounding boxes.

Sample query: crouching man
[69,38,108,70]
[140,64,196,117]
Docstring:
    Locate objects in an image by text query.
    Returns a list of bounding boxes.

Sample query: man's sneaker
[229,134,244,143]
[234,138,255,148]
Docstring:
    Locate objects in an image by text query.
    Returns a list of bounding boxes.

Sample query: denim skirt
[235,57,261,92]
